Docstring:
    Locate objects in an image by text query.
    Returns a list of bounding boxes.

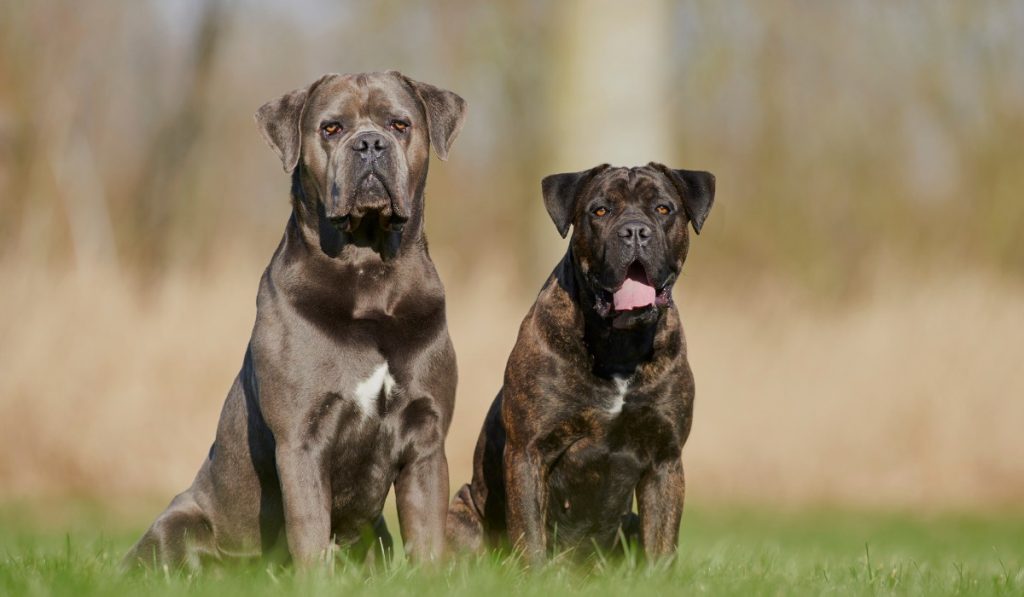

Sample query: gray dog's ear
[541,164,611,238]
[254,75,331,173]
[651,163,716,234]
[399,74,467,161]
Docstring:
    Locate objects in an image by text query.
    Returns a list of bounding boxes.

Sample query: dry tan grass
[682,265,1024,510]
[1,257,1022,511]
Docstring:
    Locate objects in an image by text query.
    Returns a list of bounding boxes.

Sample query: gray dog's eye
[320,122,343,138]
[390,120,410,133]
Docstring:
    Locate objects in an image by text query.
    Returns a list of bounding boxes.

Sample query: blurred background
[1,0,1022,517]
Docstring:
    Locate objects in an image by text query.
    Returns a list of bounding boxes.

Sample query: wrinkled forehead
[303,73,420,124]
[589,167,673,204]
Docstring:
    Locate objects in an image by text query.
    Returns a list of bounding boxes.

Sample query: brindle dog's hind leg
[445,483,486,554]
[619,511,641,556]
[123,491,217,572]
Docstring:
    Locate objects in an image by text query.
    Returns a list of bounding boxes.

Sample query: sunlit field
[2,503,1022,596]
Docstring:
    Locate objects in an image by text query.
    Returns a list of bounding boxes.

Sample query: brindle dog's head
[543,163,715,328]
[255,71,466,257]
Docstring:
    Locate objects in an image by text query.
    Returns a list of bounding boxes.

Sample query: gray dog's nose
[351,132,389,160]
[618,221,652,247]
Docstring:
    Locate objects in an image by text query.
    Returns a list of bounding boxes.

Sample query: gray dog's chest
[318,355,410,442]
[312,358,409,529]
[347,360,398,415]
[243,252,455,541]
[261,325,414,514]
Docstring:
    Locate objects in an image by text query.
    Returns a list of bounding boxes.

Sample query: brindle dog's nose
[618,220,652,248]
[351,131,389,160]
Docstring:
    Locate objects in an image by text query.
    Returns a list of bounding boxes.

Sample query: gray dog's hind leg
[445,483,485,554]
[373,514,394,563]
[123,492,217,571]
[360,514,391,565]
[350,515,393,567]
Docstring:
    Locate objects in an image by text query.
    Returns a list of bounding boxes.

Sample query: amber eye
[656,204,672,215]
[321,122,342,138]
[593,206,608,217]
[390,120,410,133]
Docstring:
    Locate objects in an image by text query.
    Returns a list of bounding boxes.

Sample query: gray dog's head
[543,163,715,327]
[255,71,466,256]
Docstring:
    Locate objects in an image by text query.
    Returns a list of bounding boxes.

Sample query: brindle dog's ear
[541,164,611,238]
[254,75,332,173]
[651,163,716,234]
[398,73,467,161]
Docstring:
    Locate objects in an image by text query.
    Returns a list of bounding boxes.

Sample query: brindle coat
[446,164,715,563]
[124,71,466,570]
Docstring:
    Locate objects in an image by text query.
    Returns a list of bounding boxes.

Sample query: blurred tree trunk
[127,0,226,272]
[537,0,672,272]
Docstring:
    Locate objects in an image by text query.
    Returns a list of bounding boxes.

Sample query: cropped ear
[254,75,332,173]
[541,164,610,238]
[650,163,716,234]
[398,73,467,161]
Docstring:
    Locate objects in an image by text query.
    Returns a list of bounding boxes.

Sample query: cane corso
[446,163,714,563]
[125,71,466,570]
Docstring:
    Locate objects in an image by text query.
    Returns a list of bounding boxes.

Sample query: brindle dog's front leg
[504,444,548,565]
[276,443,332,568]
[395,448,449,563]
[636,457,686,559]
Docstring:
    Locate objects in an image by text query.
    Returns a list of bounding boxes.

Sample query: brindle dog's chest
[553,377,682,467]
[543,379,681,544]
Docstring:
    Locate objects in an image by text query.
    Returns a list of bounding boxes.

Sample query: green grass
[1,504,1022,596]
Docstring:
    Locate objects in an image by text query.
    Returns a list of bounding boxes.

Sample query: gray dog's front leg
[276,443,332,568]
[395,448,449,563]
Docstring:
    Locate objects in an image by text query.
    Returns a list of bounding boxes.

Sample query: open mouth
[612,261,658,312]
[590,261,675,321]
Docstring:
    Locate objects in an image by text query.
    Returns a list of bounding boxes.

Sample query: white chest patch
[353,363,396,415]
[608,376,630,414]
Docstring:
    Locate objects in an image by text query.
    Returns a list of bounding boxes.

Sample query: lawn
[1,503,1021,596]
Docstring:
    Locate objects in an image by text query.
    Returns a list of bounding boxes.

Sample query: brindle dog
[125,71,466,570]
[446,163,715,563]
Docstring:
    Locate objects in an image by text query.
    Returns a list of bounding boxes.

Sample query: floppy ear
[651,163,716,234]
[399,73,467,161]
[541,164,610,238]
[254,75,332,173]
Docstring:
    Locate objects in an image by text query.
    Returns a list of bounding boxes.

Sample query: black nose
[618,221,652,247]
[351,132,389,160]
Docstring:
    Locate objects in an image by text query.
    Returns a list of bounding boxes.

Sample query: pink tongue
[613,277,657,311]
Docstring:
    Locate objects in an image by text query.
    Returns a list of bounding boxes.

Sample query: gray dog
[125,71,466,570]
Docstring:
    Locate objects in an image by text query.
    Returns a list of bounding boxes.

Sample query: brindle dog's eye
[321,122,342,138]
[593,206,608,217]
[656,204,672,216]
[390,120,410,133]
